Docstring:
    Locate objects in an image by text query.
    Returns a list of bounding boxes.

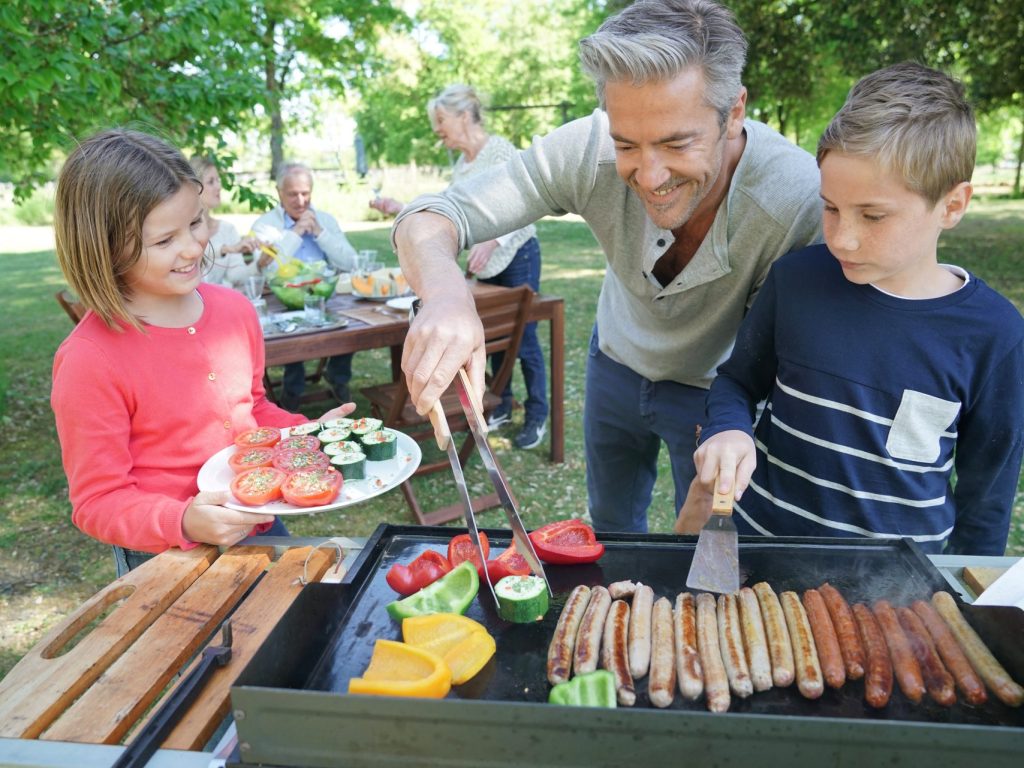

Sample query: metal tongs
[414,305,551,609]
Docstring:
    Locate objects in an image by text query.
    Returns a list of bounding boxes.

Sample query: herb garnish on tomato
[281,467,342,507]
[229,467,287,506]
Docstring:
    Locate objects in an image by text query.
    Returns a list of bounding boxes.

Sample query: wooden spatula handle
[711,473,734,516]
[457,368,489,435]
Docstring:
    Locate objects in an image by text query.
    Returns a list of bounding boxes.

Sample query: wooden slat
[963,566,1009,597]
[40,546,273,745]
[159,545,336,750]
[0,546,216,739]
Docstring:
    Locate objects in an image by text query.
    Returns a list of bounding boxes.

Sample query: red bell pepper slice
[447,531,490,580]
[528,519,605,564]
[484,542,531,584]
[385,549,452,596]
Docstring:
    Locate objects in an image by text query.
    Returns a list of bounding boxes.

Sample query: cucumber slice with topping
[494,575,549,623]
[330,451,367,480]
[288,421,322,437]
[321,417,354,431]
[323,440,363,457]
[349,417,383,437]
[361,429,397,460]
[318,427,352,444]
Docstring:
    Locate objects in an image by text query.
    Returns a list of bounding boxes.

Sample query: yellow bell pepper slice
[443,629,496,685]
[348,639,452,698]
[402,613,495,685]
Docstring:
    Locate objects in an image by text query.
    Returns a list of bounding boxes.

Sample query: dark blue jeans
[282,353,353,400]
[479,237,548,423]
[584,325,707,532]
[112,516,290,577]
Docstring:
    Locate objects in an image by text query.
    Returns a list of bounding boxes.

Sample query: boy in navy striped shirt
[680,62,1024,554]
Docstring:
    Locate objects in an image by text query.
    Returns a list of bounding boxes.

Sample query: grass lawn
[2,199,1023,679]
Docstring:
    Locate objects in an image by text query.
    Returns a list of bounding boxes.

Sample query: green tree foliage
[355,0,599,168]
[0,0,263,200]
[0,0,405,201]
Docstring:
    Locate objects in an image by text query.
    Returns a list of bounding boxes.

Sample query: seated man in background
[254,162,358,409]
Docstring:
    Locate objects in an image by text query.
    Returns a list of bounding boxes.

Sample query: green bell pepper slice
[548,670,617,708]
[386,560,479,620]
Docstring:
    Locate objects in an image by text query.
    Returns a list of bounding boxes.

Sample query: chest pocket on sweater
[886,390,960,463]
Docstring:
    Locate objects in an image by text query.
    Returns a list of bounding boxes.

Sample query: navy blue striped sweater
[702,244,1024,555]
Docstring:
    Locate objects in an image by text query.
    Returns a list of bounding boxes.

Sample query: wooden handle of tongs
[456,369,489,435]
[428,400,451,451]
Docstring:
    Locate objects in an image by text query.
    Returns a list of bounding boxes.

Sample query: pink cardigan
[51,283,305,553]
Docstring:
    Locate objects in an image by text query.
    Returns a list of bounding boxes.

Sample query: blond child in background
[51,129,354,573]
[682,62,1024,555]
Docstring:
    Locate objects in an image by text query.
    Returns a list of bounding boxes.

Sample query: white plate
[197,428,421,515]
[385,296,416,311]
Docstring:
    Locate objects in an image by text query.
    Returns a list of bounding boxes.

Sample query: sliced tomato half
[385,549,453,596]
[281,467,343,507]
[447,531,490,579]
[228,446,276,474]
[274,434,322,453]
[485,542,531,584]
[272,448,330,473]
[234,426,281,450]
[528,519,604,564]
[230,467,287,506]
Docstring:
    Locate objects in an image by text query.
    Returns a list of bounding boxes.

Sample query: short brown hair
[817,62,975,206]
[54,129,200,330]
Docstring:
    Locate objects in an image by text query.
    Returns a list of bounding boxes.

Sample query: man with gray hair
[254,162,358,409]
[392,0,822,532]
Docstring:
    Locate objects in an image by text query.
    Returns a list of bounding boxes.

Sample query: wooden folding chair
[361,285,533,525]
[55,290,86,325]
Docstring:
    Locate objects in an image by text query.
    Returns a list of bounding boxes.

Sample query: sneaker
[513,419,546,450]
[487,400,513,428]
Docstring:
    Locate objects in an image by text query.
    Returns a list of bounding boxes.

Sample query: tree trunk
[264,19,284,182]
[1015,107,1023,198]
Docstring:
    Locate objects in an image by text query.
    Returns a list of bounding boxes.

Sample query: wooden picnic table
[263,280,566,463]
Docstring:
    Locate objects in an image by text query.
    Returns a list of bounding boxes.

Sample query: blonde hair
[427,84,484,129]
[54,129,201,330]
[189,154,218,182]
[817,62,975,206]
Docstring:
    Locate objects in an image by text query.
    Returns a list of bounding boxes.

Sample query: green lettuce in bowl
[269,269,339,309]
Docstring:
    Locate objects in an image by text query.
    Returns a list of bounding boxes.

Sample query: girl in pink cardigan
[51,129,353,570]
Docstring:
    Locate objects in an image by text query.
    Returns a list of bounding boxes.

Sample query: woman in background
[371,85,549,450]
[190,155,273,286]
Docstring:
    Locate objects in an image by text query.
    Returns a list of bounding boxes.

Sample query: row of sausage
[546,580,1024,712]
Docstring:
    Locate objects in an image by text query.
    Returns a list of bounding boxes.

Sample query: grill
[230,525,1024,767]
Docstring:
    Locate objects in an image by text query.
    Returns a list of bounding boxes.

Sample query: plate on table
[385,295,416,312]
[197,428,421,515]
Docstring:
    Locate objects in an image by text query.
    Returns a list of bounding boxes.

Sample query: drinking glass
[244,275,265,301]
[356,250,379,274]
[303,294,326,326]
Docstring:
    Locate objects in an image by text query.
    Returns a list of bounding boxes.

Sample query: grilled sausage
[674,592,704,700]
[753,581,795,687]
[547,585,592,685]
[601,598,635,706]
[717,593,754,698]
[628,583,654,679]
[818,582,865,681]
[696,593,731,712]
[852,602,893,708]
[911,598,987,706]
[648,597,677,708]
[897,606,956,707]
[803,588,846,690]
[780,590,823,699]
[608,580,637,600]
[932,591,1024,707]
[737,587,772,692]
[873,599,925,704]
[573,585,611,675]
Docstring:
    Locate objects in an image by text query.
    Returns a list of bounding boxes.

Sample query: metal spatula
[685,476,739,594]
